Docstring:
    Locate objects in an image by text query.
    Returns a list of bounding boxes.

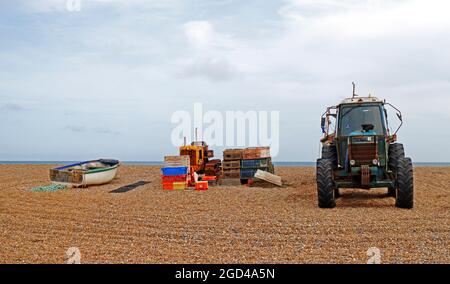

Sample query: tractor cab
[336,98,388,170]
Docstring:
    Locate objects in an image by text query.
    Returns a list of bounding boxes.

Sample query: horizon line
[0,160,449,164]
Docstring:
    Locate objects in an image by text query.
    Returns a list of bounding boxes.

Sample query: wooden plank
[254,170,282,187]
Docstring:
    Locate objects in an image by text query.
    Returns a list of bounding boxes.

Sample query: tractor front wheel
[395,157,414,209]
[316,159,336,208]
[388,143,405,198]
[389,143,405,170]
[322,145,338,168]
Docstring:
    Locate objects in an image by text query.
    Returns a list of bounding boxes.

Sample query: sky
[0,0,449,162]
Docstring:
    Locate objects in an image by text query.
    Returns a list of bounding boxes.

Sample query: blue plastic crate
[161,167,189,176]
[241,158,271,169]
[240,167,270,179]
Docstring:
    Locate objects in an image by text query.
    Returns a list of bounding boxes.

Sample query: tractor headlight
[350,160,356,166]
[372,159,379,165]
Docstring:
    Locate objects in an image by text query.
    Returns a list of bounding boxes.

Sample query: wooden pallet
[223,149,243,161]
[222,160,241,170]
[222,169,240,179]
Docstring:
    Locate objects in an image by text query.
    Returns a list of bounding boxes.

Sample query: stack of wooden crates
[240,147,274,181]
[161,156,190,190]
[221,149,243,186]
[221,147,275,185]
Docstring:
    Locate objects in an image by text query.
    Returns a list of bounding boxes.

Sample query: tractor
[180,140,222,177]
[317,83,414,209]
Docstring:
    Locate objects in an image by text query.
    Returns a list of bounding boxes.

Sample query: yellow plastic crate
[173,182,188,190]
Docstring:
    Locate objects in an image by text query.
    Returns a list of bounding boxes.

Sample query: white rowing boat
[50,159,120,187]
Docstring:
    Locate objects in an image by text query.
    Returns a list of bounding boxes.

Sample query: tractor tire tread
[316,159,336,208]
[389,143,405,170]
[395,157,414,209]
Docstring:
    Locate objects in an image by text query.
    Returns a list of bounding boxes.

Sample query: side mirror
[396,113,403,122]
[321,117,326,133]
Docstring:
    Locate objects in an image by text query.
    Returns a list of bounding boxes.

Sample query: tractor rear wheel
[316,159,336,208]
[395,157,414,209]
[321,145,338,168]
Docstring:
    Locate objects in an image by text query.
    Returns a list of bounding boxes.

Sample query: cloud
[17,0,68,13]
[179,20,238,82]
[279,0,356,19]
[177,57,239,82]
[183,20,235,50]
[64,125,86,132]
[13,0,181,13]
[2,0,450,161]
[64,125,121,135]
[279,0,450,38]
[0,103,24,111]
[94,127,120,135]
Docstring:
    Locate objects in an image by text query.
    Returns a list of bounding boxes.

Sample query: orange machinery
[179,141,222,177]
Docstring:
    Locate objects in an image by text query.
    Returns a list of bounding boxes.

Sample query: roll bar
[384,102,403,135]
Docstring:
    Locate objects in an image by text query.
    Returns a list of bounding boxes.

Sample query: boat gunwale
[85,164,119,174]
[53,159,120,171]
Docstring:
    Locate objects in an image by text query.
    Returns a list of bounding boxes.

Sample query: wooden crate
[50,169,83,184]
[222,160,241,170]
[242,147,271,160]
[164,155,190,167]
[223,149,243,161]
[222,169,240,179]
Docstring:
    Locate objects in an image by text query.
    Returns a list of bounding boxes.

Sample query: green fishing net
[30,184,67,192]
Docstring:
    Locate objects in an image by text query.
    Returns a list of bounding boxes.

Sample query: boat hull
[83,166,118,186]
[50,159,120,187]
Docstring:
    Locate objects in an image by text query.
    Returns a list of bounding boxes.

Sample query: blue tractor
[317,84,414,209]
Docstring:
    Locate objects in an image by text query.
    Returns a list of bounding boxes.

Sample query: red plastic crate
[195,181,209,191]
[162,182,174,190]
[162,174,188,183]
[202,176,217,181]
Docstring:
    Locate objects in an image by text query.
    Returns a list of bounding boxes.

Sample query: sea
[0,161,449,167]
